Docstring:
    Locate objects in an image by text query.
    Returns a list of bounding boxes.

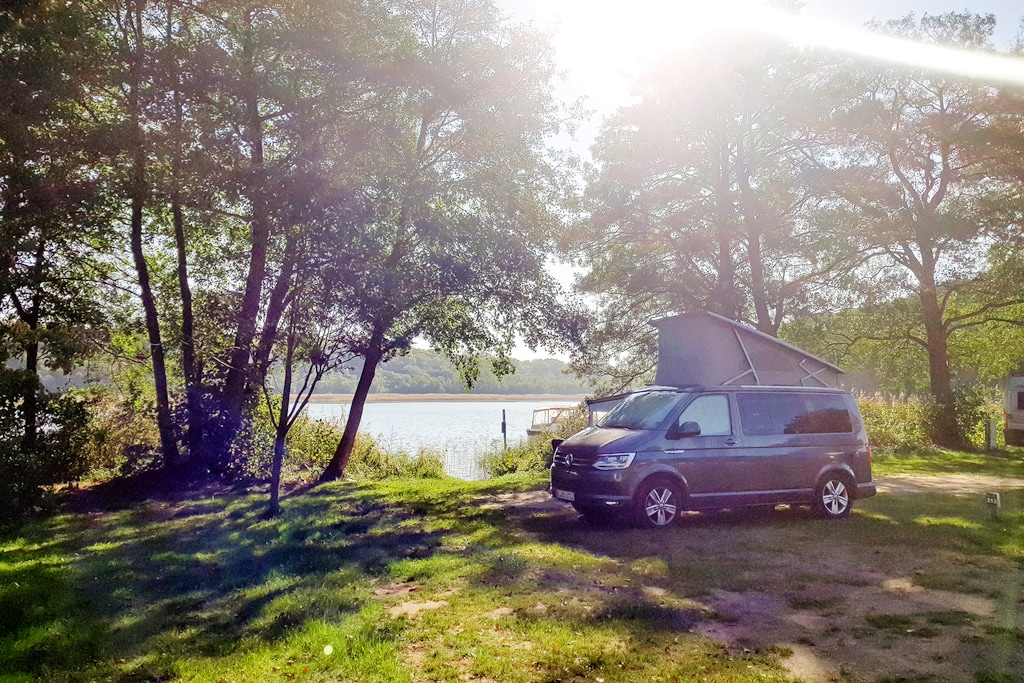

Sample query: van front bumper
[550,467,634,507]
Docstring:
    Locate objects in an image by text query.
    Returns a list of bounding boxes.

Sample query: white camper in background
[1004,376,1024,447]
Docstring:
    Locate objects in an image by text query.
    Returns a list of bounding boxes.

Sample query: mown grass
[871,447,1024,478]
[2,468,1023,683]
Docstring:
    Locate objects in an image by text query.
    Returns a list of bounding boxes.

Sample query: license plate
[553,489,575,502]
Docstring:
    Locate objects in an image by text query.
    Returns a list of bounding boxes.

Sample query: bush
[345,434,446,480]
[857,394,933,453]
[479,403,588,476]
[857,390,1005,453]
[479,436,555,477]
[229,400,446,482]
[952,386,1003,449]
[77,388,162,477]
[0,371,92,516]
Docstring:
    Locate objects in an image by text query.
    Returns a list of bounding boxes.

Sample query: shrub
[344,433,446,480]
[857,394,933,453]
[857,390,1005,453]
[77,388,162,477]
[234,401,446,481]
[479,436,554,476]
[0,372,92,516]
[952,387,1003,449]
[479,403,588,476]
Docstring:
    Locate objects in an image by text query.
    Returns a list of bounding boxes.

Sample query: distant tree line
[291,349,586,395]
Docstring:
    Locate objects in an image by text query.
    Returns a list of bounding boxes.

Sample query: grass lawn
[872,447,1024,478]
[1,466,1023,683]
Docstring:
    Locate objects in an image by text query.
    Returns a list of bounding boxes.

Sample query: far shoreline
[304,393,587,404]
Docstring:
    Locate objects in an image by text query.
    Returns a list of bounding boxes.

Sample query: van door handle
[725,438,737,446]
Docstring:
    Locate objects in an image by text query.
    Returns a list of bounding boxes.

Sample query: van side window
[738,393,853,435]
[736,395,773,435]
[677,395,731,436]
[1017,391,1024,410]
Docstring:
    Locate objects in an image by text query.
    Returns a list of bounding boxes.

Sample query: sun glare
[536,0,1024,104]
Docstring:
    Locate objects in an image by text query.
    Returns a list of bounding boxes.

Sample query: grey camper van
[550,384,875,527]
[550,313,876,528]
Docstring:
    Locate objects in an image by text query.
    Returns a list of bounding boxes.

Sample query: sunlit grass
[1,466,1023,682]
[872,448,1024,478]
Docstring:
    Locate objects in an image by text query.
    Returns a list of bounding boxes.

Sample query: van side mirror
[667,421,701,440]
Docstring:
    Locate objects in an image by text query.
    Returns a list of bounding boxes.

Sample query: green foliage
[951,387,1004,449]
[857,392,1007,454]
[479,404,588,476]
[76,387,162,477]
[857,394,933,453]
[220,399,445,482]
[0,371,91,516]
[344,437,447,482]
[478,436,555,477]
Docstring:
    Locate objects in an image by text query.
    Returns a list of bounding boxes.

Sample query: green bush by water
[479,404,588,476]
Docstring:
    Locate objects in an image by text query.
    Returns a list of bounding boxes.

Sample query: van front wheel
[814,474,852,519]
[634,479,682,529]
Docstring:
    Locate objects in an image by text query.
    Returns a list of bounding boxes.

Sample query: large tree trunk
[20,241,45,453]
[253,237,298,383]
[734,138,777,336]
[172,195,203,464]
[126,0,180,469]
[167,2,199,467]
[320,347,383,481]
[712,127,738,320]
[130,148,181,469]
[918,280,966,449]
[216,41,271,466]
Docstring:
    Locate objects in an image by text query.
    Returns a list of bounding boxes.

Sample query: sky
[500,0,1022,124]
[500,0,1024,360]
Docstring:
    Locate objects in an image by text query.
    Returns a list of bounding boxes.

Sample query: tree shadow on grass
[0,480,460,681]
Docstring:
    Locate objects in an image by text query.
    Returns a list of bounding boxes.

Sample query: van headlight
[592,453,635,470]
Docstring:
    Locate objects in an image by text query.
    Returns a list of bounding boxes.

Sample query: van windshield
[598,391,684,430]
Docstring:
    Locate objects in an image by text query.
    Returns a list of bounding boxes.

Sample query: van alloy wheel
[635,479,681,528]
[815,476,851,519]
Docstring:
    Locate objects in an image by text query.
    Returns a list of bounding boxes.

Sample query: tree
[568,32,855,392]
[318,0,573,480]
[262,284,350,515]
[181,0,406,472]
[813,12,1024,447]
[0,0,110,452]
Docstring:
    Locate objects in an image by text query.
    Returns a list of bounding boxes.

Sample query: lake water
[304,400,579,480]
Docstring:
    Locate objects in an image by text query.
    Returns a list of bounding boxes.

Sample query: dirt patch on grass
[388,600,448,619]
[488,475,1024,683]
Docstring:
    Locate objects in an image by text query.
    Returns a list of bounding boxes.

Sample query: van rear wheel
[814,474,853,519]
[634,478,682,529]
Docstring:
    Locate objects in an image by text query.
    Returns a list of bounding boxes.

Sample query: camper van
[550,384,876,528]
[1005,376,1024,447]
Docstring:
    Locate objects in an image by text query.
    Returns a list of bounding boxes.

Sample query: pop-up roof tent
[651,312,843,388]
[584,312,843,425]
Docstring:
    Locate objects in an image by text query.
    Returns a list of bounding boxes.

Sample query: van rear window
[1018,391,1024,410]
[738,393,853,435]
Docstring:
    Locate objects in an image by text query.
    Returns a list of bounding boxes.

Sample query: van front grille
[553,450,596,468]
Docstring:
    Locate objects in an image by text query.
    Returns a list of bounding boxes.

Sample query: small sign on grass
[985,491,1001,518]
